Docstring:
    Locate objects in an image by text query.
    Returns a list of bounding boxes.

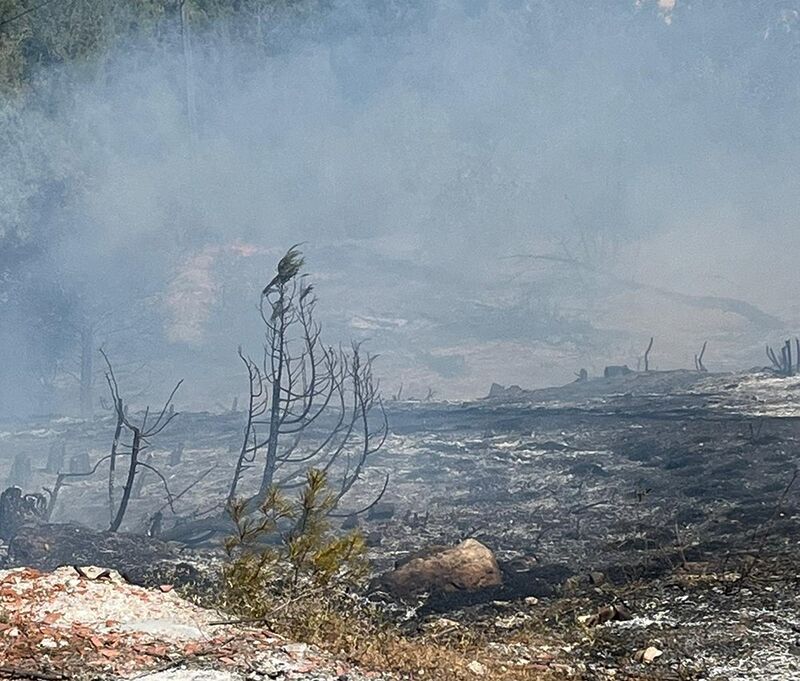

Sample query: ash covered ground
[2,369,800,679]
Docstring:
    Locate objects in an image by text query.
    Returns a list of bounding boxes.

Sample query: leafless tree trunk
[643,337,654,372]
[164,247,388,544]
[79,325,94,419]
[236,247,387,509]
[107,396,123,523]
[694,341,708,372]
[179,0,198,144]
[110,427,141,531]
[101,350,181,532]
[767,339,797,376]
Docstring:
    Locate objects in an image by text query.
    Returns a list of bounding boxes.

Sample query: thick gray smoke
[2,1,800,415]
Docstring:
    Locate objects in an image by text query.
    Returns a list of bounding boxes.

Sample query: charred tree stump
[7,453,32,488]
[0,487,47,541]
[69,452,91,474]
[767,339,797,376]
[169,443,184,467]
[796,338,800,374]
[45,443,65,474]
[147,511,163,538]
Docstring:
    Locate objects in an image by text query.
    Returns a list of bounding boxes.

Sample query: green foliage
[220,468,368,621]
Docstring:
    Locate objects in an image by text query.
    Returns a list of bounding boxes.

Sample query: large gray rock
[380,539,502,598]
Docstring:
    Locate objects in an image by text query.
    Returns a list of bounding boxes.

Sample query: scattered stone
[633,646,664,664]
[588,571,606,586]
[467,660,486,675]
[0,566,391,680]
[578,603,633,627]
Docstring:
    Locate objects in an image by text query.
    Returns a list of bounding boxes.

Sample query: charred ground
[2,369,800,679]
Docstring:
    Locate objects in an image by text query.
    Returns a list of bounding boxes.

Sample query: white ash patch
[133,670,241,681]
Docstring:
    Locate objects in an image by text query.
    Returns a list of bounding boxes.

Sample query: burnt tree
[767,339,797,376]
[103,350,181,532]
[694,341,708,372]
[163,247,388,545]
[44,351,180,531]
[643,337,654,372]
[227,247,388,510]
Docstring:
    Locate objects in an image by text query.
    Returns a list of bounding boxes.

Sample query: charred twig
[673,520,689,570]
[155,465,216,515]
[45,454,112,519]
[737,467,799,589]
[0,668,67,681]
[328,473,390,518]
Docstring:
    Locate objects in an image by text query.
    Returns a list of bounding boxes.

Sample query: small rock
[634,646,664,664]
[578,603,633,627]
[367,503,395,521]
[467,660,486,675]
[589,571,605,586]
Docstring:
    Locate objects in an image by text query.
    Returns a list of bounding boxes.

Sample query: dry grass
[256,595,568,680]
[216,472,571,680]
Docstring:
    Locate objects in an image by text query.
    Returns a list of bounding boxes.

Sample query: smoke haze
[2,0,800,415]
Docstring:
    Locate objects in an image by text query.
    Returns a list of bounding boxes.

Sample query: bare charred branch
[643,337,654,372]
[98,349,182,532]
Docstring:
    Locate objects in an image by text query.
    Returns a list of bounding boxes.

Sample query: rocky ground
[1,369,800,679]
[0,565,388,680]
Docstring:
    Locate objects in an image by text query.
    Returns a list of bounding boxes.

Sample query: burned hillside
[1,368,800,678]
[4,2,800,679]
